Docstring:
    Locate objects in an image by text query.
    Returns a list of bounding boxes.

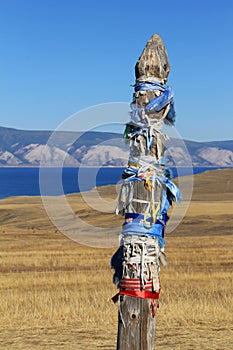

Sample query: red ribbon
[111,278,160,304]
[119,289,160,300]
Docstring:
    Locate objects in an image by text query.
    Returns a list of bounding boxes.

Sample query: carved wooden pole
[111,34,181,350]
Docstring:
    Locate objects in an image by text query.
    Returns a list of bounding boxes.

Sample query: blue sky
[0,0,232,141]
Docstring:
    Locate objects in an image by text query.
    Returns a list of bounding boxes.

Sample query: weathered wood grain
[117,296,157,350]
[117,181,161,350]
[135,34,170,83]
[117,33,170,350]
[134,34,171,124]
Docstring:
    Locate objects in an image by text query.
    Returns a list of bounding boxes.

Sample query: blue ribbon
[133,81,176,124]
[122,217,165,248]
[134,81,166,92]
[122,166,139,179]
[146,86,174,113]
[159,179,182,216]
[165,179,182,202]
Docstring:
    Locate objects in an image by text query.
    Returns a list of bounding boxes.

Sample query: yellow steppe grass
[0,169,232,349]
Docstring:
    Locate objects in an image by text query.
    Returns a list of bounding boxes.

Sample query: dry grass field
[0,169,232,349]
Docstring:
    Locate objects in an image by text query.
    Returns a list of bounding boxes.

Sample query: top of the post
[135,34,170,84]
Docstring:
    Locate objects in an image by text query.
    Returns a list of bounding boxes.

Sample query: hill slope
[0,126,233,167]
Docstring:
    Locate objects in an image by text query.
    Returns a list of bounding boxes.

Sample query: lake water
[0,166,228,199]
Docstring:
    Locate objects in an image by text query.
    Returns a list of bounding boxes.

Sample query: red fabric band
[119,289,160,300]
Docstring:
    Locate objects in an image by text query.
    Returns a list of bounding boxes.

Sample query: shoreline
[0,165,232,168]
[0,167,232,201]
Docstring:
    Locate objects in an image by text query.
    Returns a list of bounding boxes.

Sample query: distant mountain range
[0,126,233,167]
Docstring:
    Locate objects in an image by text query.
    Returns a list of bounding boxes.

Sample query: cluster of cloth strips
[111,80,181,309]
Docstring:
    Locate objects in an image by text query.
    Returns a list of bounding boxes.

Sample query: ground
[0,169,232,349]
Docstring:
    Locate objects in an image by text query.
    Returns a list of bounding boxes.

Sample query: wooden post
[116,181,161,350]
[117,183,158,350]
[117,295,156,350]
[113,34,177,349]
